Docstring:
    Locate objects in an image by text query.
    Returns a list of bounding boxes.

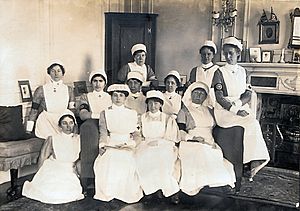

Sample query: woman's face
[191,88,207,105]
[134,51,146,66]
[127,79,142,94]
[111,91,126,106]
[200,47,214,64]
[165,76,178,93]
[49,65,64,82]
[59,116,75,134]
[147,99,162,113]
[92,76,106,92]
[223,45,240,65]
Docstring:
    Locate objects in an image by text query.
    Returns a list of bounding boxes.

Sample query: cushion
[0,138,44,157]
[0,105,26,141]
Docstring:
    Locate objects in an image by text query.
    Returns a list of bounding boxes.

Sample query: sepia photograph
[0,1,299,211]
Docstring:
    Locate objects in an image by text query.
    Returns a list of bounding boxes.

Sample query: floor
[0,174,298,211]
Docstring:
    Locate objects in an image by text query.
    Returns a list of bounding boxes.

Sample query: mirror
[289,8,300,48]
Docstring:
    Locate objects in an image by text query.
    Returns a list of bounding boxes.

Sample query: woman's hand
[237,110,249,117]
[192,136,205,143]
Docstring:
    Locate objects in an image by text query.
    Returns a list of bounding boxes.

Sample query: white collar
[224,63,239,73]
[202,62,214,69]
[132,61,146,68]
[148,111,161,117]
[50,80,63,87]
[112,104,125,110]
[131,92,142,98]
[92,90,104,96]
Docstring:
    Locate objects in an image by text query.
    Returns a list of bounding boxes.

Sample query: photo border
[261,50,273,63]
[18,80,33,102]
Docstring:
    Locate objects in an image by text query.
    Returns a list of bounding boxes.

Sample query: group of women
[21,37,270,205]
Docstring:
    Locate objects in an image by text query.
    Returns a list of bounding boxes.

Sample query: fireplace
[245,63,300,171]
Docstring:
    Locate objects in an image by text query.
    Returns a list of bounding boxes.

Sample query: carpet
[0,167,298,211]
[205,166,299,208]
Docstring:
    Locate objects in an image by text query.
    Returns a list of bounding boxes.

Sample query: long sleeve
[98,111,108,147]
[28,86,44,122]
[188,67,197,85]
[212,70,232,111]
[117,64,130,83]
[146,65,157,81]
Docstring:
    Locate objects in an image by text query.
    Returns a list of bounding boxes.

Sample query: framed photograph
[249,47,262,63]
[272,49,282,63]
[18,80,33,102]
[180,75,187,86]
[259,21,280,44]
[261,50,272,63]
[292,49,300,63]
[220,38,244,62]
[74,81,88,97]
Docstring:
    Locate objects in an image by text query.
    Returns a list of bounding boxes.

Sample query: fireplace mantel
[217,63,300,96]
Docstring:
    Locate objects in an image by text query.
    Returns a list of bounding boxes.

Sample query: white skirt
[93,148,143,203]
[179,142,236,196]
[22,158,84,204]
[135,139,179,197]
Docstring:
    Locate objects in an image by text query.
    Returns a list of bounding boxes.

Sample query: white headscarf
[182,82,210,107]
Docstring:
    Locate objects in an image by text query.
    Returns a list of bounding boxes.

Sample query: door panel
[105,13,157,84]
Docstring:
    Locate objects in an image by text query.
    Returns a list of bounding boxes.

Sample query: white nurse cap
[131,43,147,55]
[223,36,243,51]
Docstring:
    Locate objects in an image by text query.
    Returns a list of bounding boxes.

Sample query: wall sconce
[212,0,237,33]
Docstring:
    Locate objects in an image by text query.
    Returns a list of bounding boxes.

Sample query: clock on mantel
[216,62,300,96]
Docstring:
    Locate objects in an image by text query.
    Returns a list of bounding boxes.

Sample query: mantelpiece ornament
[281,76,298,91]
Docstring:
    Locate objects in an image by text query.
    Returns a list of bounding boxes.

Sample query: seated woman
[22,110,83,204]
[135,90,180,203]
[212,36,270,183]
[26,61,75,139]
[93,84,143,203]
[76,69,111,194]
[162,70,182,117]
[117,43,157,86]
[177,82,236,196]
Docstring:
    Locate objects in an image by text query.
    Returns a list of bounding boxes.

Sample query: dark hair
[58,114,76,127]
[91,74,106,84]
[145,97,164,106]
[47,63,65,75]
[108,90,129,97]
[164,75,181,87]
[192,87,208,95]
[199,46,216,55]
[126,78,143,85]
[223,44,241,54]
[133,50,146,57]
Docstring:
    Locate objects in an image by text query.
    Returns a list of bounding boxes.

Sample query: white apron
[214,65,270,177]
[179,105,236,196]
[136,112,179,197]
[35,83,69,139]
[87,91,111,119]
[22,133,83,204]
[93,107,143,203]
[195,64,219,107]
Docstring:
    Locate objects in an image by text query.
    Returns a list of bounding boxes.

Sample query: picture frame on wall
[262,50,273,63]
[259,21,280,44]
[74,81,88,97]
[292,49,300,63]
[18,80,33,102]
[249,47,262,63]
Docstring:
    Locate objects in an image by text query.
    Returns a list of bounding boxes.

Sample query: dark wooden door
[105,12,158,84]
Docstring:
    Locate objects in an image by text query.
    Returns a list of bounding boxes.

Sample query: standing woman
[162,70,182,117]
[117,43,157,86]
[136,90,180,202]
[26,61,75,139]
[177,82,236,196]
[76,69,111,194]
[212,36,270,181]
[22,110,83,204]
[187,41,219,106]
[93,84,143,203]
